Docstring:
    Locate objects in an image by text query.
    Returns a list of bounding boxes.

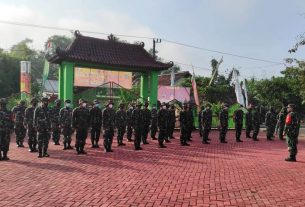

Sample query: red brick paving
[1,130,305,207]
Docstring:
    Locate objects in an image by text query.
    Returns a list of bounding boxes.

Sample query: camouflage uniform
[201,105,212,144]
[252,107,260,141]
[158,103,168,148]
[72,99,90,154]
[132,103,143,150]
[126,104,134,142]
[51,99,61,145]
[12,101,26,147]
[219,104,229,143]
[90,100,102,148]
[34,97,52,158]
[165,104,171,143]
[245,107,252,138]
[116,103,127,146]
[59,100,73,150]
[168,105,176,139]
[179,104,190,146]
[186,104,194,141]
[265,107,277,140]
[24,98,38,152]
[0,98,13,161]
[198,106,204,138]
[233,106,244,142]
[102,101,116,152]
[276,107,287,140]
[150,105,158,140]
[142,102,151,144]
[284,104,300,162]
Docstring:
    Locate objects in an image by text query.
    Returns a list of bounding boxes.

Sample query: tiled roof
[47,31,173,71]
[158,71,192,86]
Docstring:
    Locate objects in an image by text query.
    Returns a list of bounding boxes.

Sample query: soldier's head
[201,105,205,111]
[161,102,167,110]
[65,99,71,108]
[205,103,211,110]
[144,101,149,108]
[119,102,125,110]
[136,102,142,109]
[30,98,38,107]
[41,97,49,107]
[287,104,295,113]
[79,99,87,108]
[281,107,287,113]
[0,98,7,109]
[93,99,100,108]
[19,100,26,106]
[171,105,175,110]
[106,100,114,109]
[55,99,61,107]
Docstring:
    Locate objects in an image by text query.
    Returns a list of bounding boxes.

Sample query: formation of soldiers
[0,97,301,162]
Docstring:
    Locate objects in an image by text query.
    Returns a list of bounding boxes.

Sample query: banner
[232,69,245,107]
[158,86,190,103]
[20,61,31,94]
[74,67,132,89]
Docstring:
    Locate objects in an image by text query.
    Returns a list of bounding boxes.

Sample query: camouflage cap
[119,102,125,107]
[65,99,71,103]
[20,100,26,105]
[78,99,86,104]
[287,104,296,109]
[55,99,61,104]
[93,99,100,104]
[0,98,7,104]
[41,97,49,102]
[144,101,149,107]
[30,98,38,103]
[136,101,142,106]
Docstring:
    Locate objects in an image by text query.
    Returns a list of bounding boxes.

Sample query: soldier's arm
[72,108,77,128]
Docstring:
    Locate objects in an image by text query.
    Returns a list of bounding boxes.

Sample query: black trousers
[235,124,242,140]
[219,126,228,141]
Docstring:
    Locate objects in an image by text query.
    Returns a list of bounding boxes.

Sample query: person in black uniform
[72,99,90,154]
[34,97,52,158]
[168,105,176,139]
[132,102,143,150]
[157,102,168,148]
[252,106,260,141]
[201,103,212,144]
[0,98,13,161]
[265,106,277,141]
[233,104,244,142]
[102,100,116,152]
[116,102,127,146]
[179,103,190,146]
[24,98,38,152]
[219,103,229,143]
[245,105,253,138]
[51,99,61,145]
[126,103,134,142]
[90,100,102,148]
[150,104,158,140]
[198,105,204,139]
[164,103,171,143]
[142,101,151,144]
[12,100,27,147]
[59,99,73,150]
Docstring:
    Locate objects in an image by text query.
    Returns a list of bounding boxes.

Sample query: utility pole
[153,38,162,59]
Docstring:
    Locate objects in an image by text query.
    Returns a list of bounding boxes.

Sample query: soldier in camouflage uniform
[265,106,277,141]
[142,101,151,144]
[116,102,127,146]
[126,103,134,142]
[245,105,253,138]
[219,103,229,143]
[179,103,190,146]
[201,103,212,144]
[34,97,52,158]
[60,100,73,150]
[186,103,194,141]
[90,100,102,148]
[284,104,300,162]
[150,104,158,140]
[233,104,244,142]
[72,99,90,154]
[24,98,38,152]
[158,102,168,148]
[252,106,260,141]
[51,99,61,145]
[198,105,204,139]
[164,103,171,143]
[12,100,27,147]
[168,105,176,139]
[132,102,143,150]
[0,98,13,161]
[276,107,287,140]
[102,100,116,152]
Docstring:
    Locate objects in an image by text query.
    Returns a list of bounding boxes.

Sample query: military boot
[63,142,67,150]
[0,151,2,161]
[2,151,9,161]
[38,148,43,158]
[43,148,50,157]
[285,156,296,162]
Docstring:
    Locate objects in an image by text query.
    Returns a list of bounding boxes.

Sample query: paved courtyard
[1,130,305,207]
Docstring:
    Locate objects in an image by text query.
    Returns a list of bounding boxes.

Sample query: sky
[0,0,305,79]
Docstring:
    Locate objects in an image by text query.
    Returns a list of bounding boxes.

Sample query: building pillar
[140,72,149,102]
[60,62,74,106]
[149,71,158,107]
[58,64,64,102]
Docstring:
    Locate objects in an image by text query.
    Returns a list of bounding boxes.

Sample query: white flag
[232,69,245,107]
[242,79,249,107]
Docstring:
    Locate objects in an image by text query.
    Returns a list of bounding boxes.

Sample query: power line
[0,20,285,65]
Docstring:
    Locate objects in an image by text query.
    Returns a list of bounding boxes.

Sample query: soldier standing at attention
[164,103,171,143]
[12,100,27,147]
[201,103,212,144]
[102,100,116,152]
[265,106,277,141]
[168,105,176,139]
[132,102,143,150]
[276,107,287,140]
[126,103,134,142]
[24,98,38,152]
[72,99,90,155]
[187,103,194,141]
[233,104,244,142]
[34,97,52,158]
[219,103,229,143]
[60,100,73,150]
[158,102,168,148]
[116,102,127,146]
[51,99,61,145]
[142,101,151,144]
[252,106,260,141]
[150,104,158,140]
[90,100,102,148]
[179,103,190,146]
[198,105,204,139]
[284,104,300,162]
[0,98,13,161]
[245,105,253,138]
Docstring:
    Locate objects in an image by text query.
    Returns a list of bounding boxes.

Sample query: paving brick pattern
[1,130,305,207]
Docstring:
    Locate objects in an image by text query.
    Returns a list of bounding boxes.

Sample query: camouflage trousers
[158,128,167,146]
[134,127,142,149]
[75,128,88,152]
[278,125,285,140]
[168,122,175,138]
[37,130,50,151]
[246,123,252,137]
[117,126,125,144]
[103,128,114,150]
[91,126,101,145]
[27,126,37,149]
[126,124,133,140]
[52,123,61,144]
[150,120,158,139]
[287,135,298,157]
[252,125,260,140]
[62,126,72,144]
[0,130,10,152]
[266,125,276,139]
[15,124,26,144]
[219,126,228,141]
[235,124,243,141]
[142,125,150,143]
[180,127,188,145]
